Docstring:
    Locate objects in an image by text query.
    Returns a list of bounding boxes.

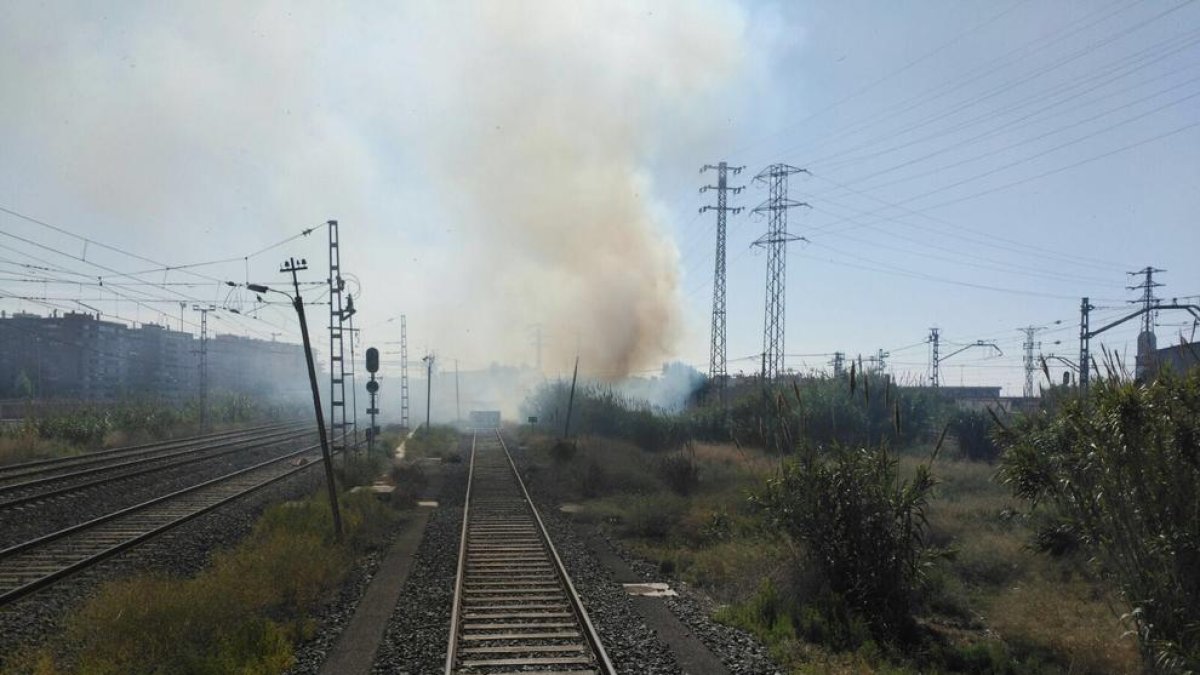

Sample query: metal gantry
[752,164,809,380]
[700,162,744,392]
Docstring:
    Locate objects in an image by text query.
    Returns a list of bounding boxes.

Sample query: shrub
[998,369,1200,670]
[754,444,942,642]
[948,409,1001,462]
[550,438,577,463]
[658,448,699,496]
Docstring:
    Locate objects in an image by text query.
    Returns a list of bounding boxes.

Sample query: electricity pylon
[751,164,809,381]
[700,162,744,392]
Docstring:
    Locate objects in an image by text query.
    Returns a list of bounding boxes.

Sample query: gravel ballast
[0,465,324,666]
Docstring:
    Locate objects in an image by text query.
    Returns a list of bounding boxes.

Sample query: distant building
[1154,341,1200,375]
[0,311,311,404]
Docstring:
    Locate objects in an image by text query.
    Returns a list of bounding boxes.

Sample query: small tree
[999,369,1200,671]
[755,444,940,642]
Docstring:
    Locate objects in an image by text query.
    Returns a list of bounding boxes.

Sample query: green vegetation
[754,443,941,644]
[999,368,1200,671]
[519,372,1148,673]
[3,489,404,675]
[0,394,296,465]
[401,424,461,461]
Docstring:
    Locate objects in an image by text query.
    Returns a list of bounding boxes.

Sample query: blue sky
[1,0,1197,396]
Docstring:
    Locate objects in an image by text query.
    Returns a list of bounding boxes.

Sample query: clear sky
[2,0,1197,395]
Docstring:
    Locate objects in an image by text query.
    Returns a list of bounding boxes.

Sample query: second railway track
[445,429,614,675]
[0,440,327,607]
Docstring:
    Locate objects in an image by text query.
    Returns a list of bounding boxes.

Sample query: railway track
[445,429,614,675]
[0,439,325,607]
[0,422,299,485]
[0,425,312,510]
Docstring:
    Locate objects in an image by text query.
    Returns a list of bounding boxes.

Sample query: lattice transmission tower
[1020,325,1043,397]
[751,164,809,380]
[327,220,349,454]
[1128,266,1165,378]
[400,314,410,429]
[699,162,744,389]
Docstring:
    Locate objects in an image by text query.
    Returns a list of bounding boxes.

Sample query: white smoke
[0,1,765,381]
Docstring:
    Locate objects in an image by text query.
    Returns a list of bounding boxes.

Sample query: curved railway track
[0,439,326,607]
[0,425,312,510]
[445,429,614,675]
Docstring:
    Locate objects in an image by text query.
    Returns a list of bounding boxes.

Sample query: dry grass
[2,490,401,675]
[983,576,1140,673]
[0,432,79,465]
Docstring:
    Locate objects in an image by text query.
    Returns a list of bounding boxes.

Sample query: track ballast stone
[371,462,466,674]
[0,467,323,668]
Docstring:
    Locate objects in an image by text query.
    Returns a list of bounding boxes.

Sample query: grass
[518,428,1141,674]
[0,431,81,465]
[401,425,461,461]
[0,395,295,467]
[2,489,404,675]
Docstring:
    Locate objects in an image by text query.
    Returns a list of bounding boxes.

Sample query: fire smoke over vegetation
[416,1,751,376]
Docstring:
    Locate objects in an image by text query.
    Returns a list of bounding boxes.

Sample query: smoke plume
[0,1,755,380]
[411,1,749,377]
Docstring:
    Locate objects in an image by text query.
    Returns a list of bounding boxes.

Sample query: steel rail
[443,428,614,675]
[0,421,302,481]
[443,432,476,674]
[496,430,615,674]
[0,428,314,511]
[0,440,325,607]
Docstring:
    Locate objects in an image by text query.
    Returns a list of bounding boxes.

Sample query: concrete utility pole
[455,358,461,424]
[422,353,434,430]
[327,220,349,454]
[563,356,580,439]
[751,164,810,381]
[1079,297,1093,390]
[700,161,745,394]
[272,258,343,540]
[1020,326,1043,398]
[193,304,215,431]
[928,327,940,387]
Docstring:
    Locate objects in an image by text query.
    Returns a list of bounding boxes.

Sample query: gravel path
[597,527,782,675]
[286,526,399,675]
[370,462,466,674]
[537,508,684,674]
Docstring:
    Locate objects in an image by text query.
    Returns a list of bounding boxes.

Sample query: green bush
[999,369,1200,671]
[755,444,942,643]
[523,383,688,451]
[948,409,1001,462]
[403,425,459,460]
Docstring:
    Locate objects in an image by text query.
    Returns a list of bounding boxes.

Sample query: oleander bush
[999,368,1200,671]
